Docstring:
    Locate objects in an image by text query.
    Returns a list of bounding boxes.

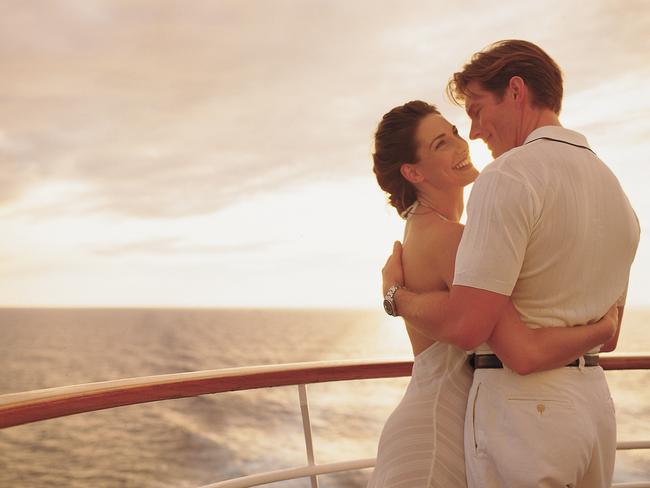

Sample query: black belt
[469,354,599,369]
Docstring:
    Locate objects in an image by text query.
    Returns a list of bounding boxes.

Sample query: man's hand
[382,241,405,296]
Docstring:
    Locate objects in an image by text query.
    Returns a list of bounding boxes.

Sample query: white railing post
[298,384,319,488]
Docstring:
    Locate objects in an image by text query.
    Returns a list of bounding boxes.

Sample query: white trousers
[464,366,616,488]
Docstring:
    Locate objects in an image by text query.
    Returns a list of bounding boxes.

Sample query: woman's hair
[447,39,563,114]
[372,100,439,217]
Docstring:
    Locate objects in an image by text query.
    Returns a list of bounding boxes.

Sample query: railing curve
[2,354,649,429]
[0,359,414,429]
[1,354,649,487]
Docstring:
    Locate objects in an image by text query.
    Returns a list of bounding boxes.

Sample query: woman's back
[401,205,464,355]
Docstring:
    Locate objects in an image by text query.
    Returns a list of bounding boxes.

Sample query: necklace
[416,200,455,222]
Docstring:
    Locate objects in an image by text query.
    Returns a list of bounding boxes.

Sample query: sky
[1,0,649,308]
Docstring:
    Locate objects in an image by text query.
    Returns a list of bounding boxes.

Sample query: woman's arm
[600,305,624,352]
[488,302,618,375]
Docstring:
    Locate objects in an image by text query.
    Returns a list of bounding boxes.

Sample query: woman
[367,101,617,488]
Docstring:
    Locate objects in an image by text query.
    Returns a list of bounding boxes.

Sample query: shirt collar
[523,126,591,149]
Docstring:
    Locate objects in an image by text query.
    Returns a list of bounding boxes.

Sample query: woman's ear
[400,163,423,184]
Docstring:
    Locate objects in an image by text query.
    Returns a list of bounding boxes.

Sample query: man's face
[464,80,518,158]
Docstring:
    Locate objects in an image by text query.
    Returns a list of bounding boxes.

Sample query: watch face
[383,299,394,316]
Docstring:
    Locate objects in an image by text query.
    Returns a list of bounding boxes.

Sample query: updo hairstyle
[372,101,439,217]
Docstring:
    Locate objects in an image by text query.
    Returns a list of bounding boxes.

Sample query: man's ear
[509,76,527,103]
[400,163,423,184]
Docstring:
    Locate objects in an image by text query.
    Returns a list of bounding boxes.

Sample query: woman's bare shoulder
[404,214,464,252]
[402,214,464,290]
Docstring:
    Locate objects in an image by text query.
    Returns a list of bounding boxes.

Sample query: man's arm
[488,302,618,375]
[381,241,449,335]
[382,241,509,350]
[388,286,509,350]
[443,285,510,350]
[382,172,535,350]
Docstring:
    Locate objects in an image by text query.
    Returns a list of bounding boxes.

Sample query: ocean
[0,307,648,487]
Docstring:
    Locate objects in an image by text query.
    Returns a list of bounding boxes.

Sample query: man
[381,40,640,487]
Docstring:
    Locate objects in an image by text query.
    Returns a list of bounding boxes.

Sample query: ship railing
[1,354,649,487]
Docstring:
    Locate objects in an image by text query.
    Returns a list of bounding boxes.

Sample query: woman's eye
[436,141,445,150]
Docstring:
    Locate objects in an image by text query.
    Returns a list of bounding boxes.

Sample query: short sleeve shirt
[453,126,639,352]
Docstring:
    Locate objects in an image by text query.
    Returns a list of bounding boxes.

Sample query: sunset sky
[1,0,649,308]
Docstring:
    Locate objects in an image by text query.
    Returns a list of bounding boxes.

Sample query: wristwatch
[383,285,402,316]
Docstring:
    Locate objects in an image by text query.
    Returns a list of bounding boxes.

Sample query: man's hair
[447,40,564,114]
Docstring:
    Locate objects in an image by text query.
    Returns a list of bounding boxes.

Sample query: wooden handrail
[598,354,650,371]
[1,354,648,430]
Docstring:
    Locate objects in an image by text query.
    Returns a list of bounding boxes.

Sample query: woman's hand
[598,303,619,343]
[382,241,404,296]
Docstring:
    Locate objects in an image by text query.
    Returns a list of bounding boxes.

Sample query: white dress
[367,341,472,488]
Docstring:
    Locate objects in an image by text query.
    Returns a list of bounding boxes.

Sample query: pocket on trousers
[499,397,585,483]
[505,397,574,415]
[471,382,487,458]
[502,397,576,437]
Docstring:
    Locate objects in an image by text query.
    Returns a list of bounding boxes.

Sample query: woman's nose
[455,142,469,160]
[454,131,470,152]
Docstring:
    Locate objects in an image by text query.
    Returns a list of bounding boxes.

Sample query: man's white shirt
[453,126,640,354]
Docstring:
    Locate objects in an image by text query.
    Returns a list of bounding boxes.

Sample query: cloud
[93,237,277,257]
[1,0,648,220]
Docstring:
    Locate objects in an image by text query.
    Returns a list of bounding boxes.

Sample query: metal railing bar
[197,458,375,488]
[612,483,650,488]
[298,384,318,488]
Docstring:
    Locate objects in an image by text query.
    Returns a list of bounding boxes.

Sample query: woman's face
[412,113,478,189]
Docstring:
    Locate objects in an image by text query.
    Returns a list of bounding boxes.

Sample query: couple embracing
[368,40,640,488]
